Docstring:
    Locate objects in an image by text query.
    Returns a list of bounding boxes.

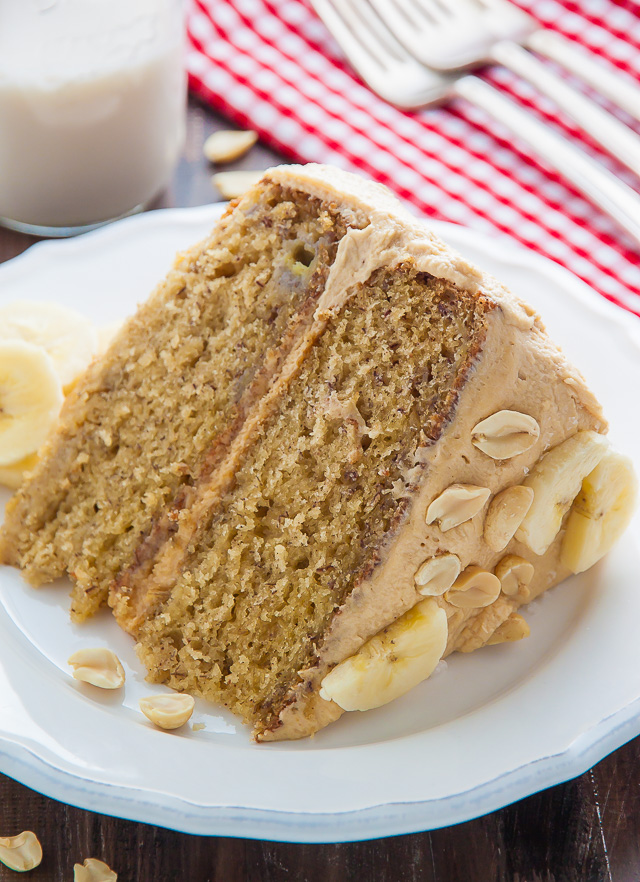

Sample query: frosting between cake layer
[111,164,513,634]
[268,164,535,331]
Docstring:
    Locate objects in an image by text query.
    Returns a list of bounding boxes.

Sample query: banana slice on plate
[319,597,448,712]
[0,452,39,490]
[0,340,63,467]
[97,320,124,356]
[0,300,98,392]
[561,448,638,573]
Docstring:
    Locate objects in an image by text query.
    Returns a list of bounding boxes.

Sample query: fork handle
[489,40,640,181]
[527,30,640,125]
[455,76,640,248]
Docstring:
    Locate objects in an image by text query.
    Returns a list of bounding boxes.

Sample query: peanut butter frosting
[269,164,532,328]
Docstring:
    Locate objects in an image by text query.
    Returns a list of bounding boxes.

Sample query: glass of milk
[0,0,186,236]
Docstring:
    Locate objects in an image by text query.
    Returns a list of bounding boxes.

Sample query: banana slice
[561,448,637,573]
[0,300,98,392]
[516,431,609,555]
[319,598,448,712]
[0,452,39,489]
[0,340,63,466]
[97,320,124,356]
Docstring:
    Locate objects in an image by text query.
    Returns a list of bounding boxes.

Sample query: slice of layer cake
[1,164,635,741]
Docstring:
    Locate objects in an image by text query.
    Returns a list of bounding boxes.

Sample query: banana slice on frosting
[0,340,63,466]
[561,448,637,573]
[319,597,448,712]
[516,430,609,555]
[0,300,98,392]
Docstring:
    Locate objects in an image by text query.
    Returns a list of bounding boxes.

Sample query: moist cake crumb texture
[134,267,492,732]
[1,181,351,620]
[1,163,631,741]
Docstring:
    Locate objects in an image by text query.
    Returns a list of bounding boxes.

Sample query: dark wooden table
[1,98,639,882]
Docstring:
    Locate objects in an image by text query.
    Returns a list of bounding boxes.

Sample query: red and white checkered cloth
[185,0,640,314]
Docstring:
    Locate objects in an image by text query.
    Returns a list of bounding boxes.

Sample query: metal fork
[369,0,640,180]
[375,0,640,123]
[309,0,640,247]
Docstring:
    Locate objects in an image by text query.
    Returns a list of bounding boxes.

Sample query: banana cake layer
[1,164,634,741]
[0,179,357,619]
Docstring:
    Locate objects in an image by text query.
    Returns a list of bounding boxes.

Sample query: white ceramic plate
[1,204,640,843]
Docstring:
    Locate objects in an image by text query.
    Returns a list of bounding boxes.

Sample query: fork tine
[352,0,413,63]
[368,0,453,49]
[312,0,391,76]
[371,0,435,28]
[420,0,488,20]
[368,0,432,52]
[310,0,640,245]
[312,0,406,83]
[413,0,453,23]
[310,0,453,108]
[367,0,640,184]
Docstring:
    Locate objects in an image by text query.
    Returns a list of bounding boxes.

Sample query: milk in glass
[0,0,186,234]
